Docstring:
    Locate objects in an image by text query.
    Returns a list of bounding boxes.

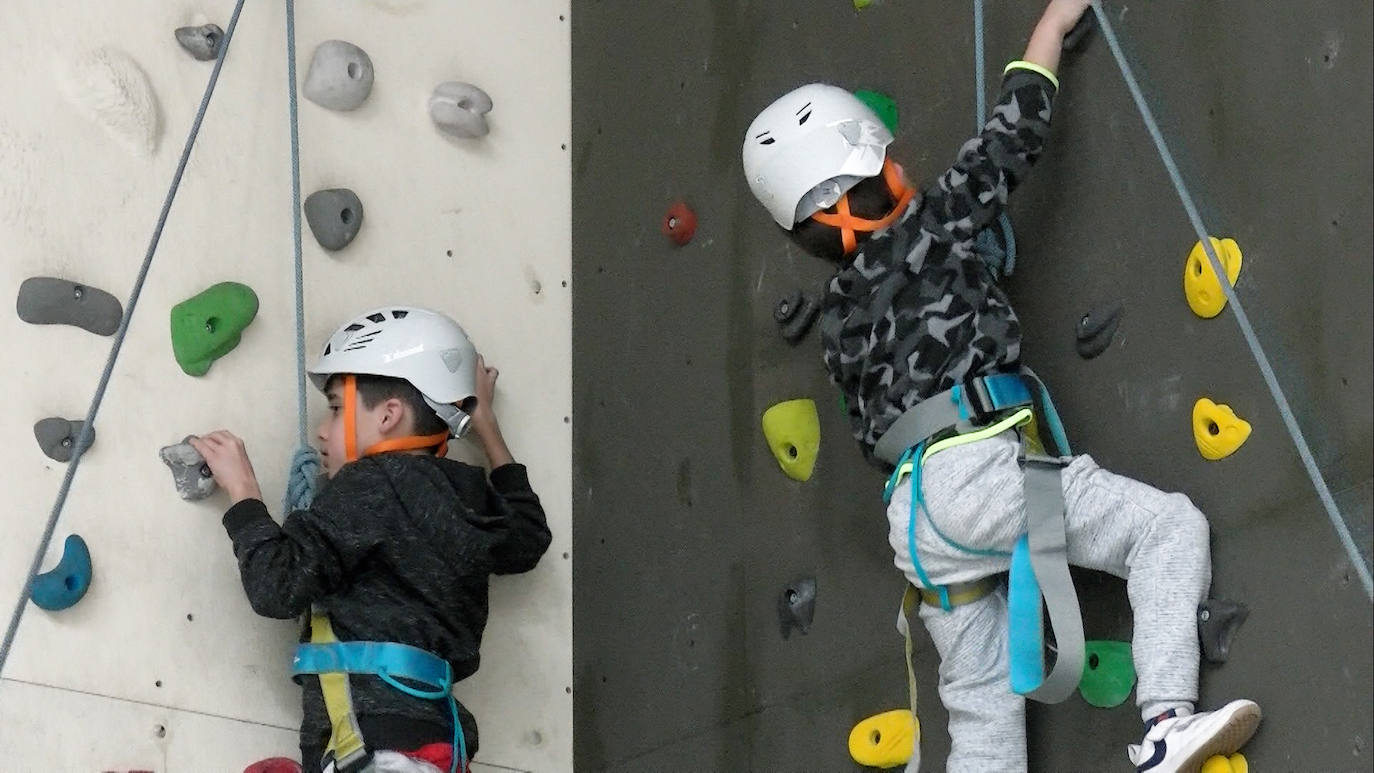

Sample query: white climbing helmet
[308,306,478,437]
[742,83,894,229]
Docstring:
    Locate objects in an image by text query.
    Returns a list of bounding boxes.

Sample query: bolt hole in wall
[347,62,360,79]
[340,207,354,225]
[155,725,167,739]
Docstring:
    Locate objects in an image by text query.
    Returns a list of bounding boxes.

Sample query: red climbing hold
[243,759,303,773]
[663,201,697,246]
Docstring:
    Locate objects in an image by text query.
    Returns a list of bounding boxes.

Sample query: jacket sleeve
[486,463,552,575]
[221,466,381,619]
[909,64,1057,246]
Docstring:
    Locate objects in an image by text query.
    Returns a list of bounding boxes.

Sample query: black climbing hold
[775,291,819,344]
[778,576,817,639]
[34,417,94,463]
[1076,300,1123,359]
[1063,12,1096,53]
[174,24,224,61]
[304,188,364,251]
[1198,598,1249,663]
[17,277,123,336]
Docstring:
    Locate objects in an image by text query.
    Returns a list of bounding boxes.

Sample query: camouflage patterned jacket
[819,65,1057,462]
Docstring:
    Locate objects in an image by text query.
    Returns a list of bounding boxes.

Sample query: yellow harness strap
[310,612,370,770]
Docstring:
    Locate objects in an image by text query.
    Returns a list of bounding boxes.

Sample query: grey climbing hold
[1063,12,1096,53]
[303,40,374,111]
[429,82,493,138]
[17,277,123,336]
[774,290,819,344]
[304,188,364,251]
[1199,598,1249,663]
[34,418,94,463]
[778,576,817,639]
[1076,300,1123,359]
[160,436,217,501]
[174,24,224,61]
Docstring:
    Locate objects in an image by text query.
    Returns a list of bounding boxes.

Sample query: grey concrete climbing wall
[571,0,1373,770]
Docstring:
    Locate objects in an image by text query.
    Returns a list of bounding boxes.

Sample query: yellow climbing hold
[848,709,919,769]
[1201,752,1248,773]
[762,399,820,481]
[1185,237,1243,318]
[1193,398,1252,460]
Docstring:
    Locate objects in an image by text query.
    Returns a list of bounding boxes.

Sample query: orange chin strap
[808,159,916,256]
[342,374,450,463]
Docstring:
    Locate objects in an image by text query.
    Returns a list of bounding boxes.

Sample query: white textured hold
[56,47,161,157]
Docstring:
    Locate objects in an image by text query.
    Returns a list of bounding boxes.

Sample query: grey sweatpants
[886,431,1211,772]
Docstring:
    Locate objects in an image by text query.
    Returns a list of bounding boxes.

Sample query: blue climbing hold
[31,534,93,611]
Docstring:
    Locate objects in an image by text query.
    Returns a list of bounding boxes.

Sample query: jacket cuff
[489,463,531,493]
[223,498,272,537]
[1004,60,1060,91]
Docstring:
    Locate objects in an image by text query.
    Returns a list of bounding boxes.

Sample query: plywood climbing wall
[0,2,571,771]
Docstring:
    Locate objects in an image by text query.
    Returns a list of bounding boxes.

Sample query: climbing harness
[1086,0,1372,600]
[809,158,915,256]
[0,0,250,679]
[293,611,468,773]
[878,370,1085,706]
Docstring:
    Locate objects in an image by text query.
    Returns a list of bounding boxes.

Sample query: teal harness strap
[293,641,469,773]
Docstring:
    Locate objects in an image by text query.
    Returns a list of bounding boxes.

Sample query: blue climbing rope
[0,0,251,680]
[283,0,321,514]
[972,0,1018,279]
[1089,1,1373,601]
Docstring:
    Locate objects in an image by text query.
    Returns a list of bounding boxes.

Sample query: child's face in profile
[316,378,411,478]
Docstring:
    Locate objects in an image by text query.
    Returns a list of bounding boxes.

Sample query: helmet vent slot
[366,313,386,324]
[344,323,365,332]
[391,309,409,319]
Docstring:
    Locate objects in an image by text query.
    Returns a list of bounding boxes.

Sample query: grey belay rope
[1087,0,1372,600]
[283,0,322,514]
[0,0,251,679]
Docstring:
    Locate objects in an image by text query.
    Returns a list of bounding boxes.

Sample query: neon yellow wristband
[1004,60,1060,90]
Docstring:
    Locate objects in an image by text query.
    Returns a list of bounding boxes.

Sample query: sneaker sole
[1177,700,1263,773]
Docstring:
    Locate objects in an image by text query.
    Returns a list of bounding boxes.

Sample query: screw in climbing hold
[174,24,224,61]
[31,534,93,611]
[304,188,365,251]
[1076,300,1123,359]
[761,399,821,481]
[169,282,259,377]
[33,417,94,463]
[662,202,697,246]
[1191,398,1251,461]
[778,576,817,639]
[774,290,820,344]
[429,82,494,139]
[17,276,123,337]
[1198,599,1249,663]
[160,436,219,501]
[302,40,374,111]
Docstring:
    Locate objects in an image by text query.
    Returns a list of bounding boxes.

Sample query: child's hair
[787,174,902,262]
[352,374,449,437]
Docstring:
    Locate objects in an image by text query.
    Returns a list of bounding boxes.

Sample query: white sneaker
[1126,699,1261,772]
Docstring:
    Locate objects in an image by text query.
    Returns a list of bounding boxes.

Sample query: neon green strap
[892,408,1034,482]
[1005,60,1060,90]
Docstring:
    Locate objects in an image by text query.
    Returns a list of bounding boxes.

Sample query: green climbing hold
[170,281,259,376]
[855,89,899,134]
[1079,640,1136,708]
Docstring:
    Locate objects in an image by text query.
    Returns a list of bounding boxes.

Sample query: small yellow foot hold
[848,709,919,769]
[1184,237,1242,318]
[1201,752,1248,773]
[1193,398,1252,460]
[761,399,820,481]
